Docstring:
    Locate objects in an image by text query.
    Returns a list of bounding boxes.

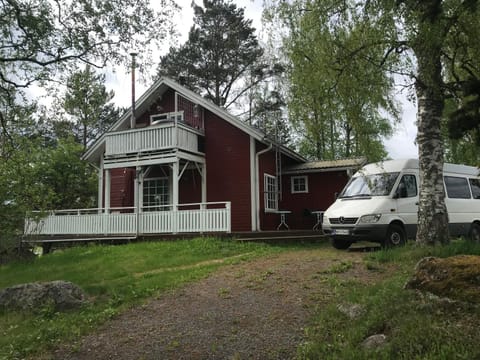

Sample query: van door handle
[415,202,419,205]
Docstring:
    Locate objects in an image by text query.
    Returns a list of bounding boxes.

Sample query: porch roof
[283,157,367,174]
[83,77,306,165]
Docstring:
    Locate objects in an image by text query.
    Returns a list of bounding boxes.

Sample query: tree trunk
[414,16,450,245]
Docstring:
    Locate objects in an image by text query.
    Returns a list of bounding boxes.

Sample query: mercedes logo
[339,216,345,224]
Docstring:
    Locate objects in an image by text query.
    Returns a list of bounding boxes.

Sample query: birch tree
[267,0,480,245]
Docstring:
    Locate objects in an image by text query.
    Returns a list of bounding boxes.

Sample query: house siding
[204,111,251,232]
[135,88,176,128]
[179,169,202,204]
[280,170,350,229]
[109,168,135,210]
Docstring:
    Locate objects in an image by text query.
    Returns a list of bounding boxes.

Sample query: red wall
[179,169,202,204]
[279,171,350,230]
[204,111,252,231]
[109,168,135,210]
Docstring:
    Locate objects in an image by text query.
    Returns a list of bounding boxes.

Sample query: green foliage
[63,65,118,149]
[0,0,177,142]
[0,0,177,94]
[0,135,96,253]
[158,0,266,109]
[300,239,480,359]
[266,0,400,161]
[441,6,480,166]
[0,238,281,359]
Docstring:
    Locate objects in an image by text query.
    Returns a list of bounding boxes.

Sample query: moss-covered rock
[405,255,480,304]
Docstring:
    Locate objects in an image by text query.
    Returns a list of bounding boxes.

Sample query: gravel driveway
[53,247,384,360]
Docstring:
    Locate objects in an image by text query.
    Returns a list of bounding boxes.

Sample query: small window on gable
[291,176,308,194]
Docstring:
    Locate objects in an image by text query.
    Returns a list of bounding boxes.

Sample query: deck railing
[105,121,202,157]
[24,202,231,236]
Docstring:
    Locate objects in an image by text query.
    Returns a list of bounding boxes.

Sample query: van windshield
[340,172,400,198]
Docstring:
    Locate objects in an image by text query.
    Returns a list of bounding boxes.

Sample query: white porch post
[201,163,207,205]
[98,157,104,214]
[250,136,256,231]
[135,166,142,236]
[172,161,179,233]
[105,169,111,214]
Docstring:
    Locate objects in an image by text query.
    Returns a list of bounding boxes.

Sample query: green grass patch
[299,239,480,359]
[0,237,284,359]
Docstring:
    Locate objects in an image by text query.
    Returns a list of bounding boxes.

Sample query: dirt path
[53,248,386,360]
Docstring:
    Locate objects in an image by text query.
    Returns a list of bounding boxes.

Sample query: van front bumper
[322,224,389,243]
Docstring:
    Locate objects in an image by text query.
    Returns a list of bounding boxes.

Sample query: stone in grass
[0,280,88,312]
[362,334,387,349]
[405,255,480,304]
[337,303,365,319]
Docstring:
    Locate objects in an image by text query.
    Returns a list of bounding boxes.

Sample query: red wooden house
[25,78,364,237]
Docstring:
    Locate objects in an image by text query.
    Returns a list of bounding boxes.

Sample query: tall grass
[0,238,280,359]
[299,239,480,359]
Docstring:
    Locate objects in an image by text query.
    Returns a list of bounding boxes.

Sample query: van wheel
[331,238,352,250]
[470,223,480,243]
[384,224,406,248]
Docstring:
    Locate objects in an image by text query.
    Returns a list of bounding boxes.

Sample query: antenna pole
[130,52,137,129]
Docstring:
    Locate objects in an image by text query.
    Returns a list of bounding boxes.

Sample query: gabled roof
[284,157,367,174]
[83,77,306,164]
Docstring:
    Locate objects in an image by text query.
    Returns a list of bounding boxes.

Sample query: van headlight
[360,214,381,223]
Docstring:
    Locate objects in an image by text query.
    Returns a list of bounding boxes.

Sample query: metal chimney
[130,52,137,129]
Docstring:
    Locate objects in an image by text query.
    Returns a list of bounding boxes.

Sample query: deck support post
[172,161,179,233]
[135,166,143,236]
[105,169,111,214]
[98,157,104,214]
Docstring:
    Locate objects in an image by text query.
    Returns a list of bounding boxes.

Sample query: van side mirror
[334,192,339,200]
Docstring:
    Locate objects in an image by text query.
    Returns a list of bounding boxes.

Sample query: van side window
[398,174,417,198]
[470,178,480,199]
[444,176,471,199]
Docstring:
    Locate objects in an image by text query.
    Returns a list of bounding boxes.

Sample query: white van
[322,159,480,249]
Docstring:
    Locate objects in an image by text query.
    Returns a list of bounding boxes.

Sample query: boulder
[362,334,387,349]
[405,255,480,304]
[337,302,365,319]
[0,280,87,312]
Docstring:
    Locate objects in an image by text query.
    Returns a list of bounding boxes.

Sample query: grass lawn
[0,237,286,359]
[298,239,480,360]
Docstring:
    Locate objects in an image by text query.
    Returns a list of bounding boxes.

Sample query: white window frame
[264,174,278,212]
[291,175,308,194]
[143,177,170,211]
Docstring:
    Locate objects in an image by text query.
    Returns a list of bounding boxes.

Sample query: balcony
[105,112,203,158]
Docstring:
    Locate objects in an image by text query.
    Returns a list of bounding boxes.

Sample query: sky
[106,0,419,160]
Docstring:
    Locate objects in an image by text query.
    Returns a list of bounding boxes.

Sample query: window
[340,172,399,198]
[396,174,417,198]
[291,176,308,194]
[470,178,480,199]
[444,176,471,199]
[143,178,169,211]
[264,174,278,211]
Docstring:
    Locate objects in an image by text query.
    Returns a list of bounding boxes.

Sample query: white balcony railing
[25,202,231,236]
[105,120,201,157]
